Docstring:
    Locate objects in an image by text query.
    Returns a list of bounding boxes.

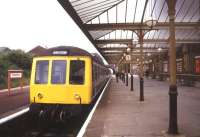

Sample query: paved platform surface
[84,76,200,137]
[0,87,29,118]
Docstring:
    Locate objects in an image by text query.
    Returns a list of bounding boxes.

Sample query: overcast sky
[0,0,99,54]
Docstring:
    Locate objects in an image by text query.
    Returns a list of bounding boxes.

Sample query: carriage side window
[94,65,98,81]
[92,65,96,81]
[70,60,85,84]
[51,60,66,84]
[35,61,49,84]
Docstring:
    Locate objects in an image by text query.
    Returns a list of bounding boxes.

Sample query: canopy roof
[58,0,200,65]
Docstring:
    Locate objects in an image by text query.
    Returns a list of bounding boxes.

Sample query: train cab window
[69,60,85,84]
[51,60,66,84]
[35,61,49,84]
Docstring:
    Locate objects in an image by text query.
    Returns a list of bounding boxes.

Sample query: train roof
[36,46,105,65]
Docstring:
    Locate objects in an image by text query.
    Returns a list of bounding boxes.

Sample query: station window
[35,60,49,84]
[51,60,66,84]
[69,60,85,84]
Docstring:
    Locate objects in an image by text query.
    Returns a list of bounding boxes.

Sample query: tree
[0,49,33,89]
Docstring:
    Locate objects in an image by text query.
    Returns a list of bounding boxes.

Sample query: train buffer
[81,76,200,137]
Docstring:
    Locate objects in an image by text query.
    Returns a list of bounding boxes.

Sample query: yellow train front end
[30,56,92,119]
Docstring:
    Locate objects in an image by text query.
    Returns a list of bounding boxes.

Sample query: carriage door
[68,60,88,104]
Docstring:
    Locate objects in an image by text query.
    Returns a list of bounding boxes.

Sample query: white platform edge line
[0,86,29,93]
[77,78,111,137]
[0,107,29,125]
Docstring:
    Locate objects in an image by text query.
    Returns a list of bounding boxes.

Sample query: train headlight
[74,93,80,100]
[37,93,43,99]
[74,93,82,104]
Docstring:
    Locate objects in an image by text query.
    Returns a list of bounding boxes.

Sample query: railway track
[0,96,99,136]
[0,105,91,137]
[0,78,111,137]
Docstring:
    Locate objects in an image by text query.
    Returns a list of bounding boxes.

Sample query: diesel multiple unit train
[29,46,110,120]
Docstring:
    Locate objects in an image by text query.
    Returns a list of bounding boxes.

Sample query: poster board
[195,56,200,73]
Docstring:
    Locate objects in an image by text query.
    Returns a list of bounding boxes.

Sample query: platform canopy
[58,0,200,65]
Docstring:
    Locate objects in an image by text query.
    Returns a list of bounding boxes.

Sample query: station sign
[7,70,24,95]
[10,73,22,79]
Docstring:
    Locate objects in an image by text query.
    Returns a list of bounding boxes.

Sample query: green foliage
[0,49,33,89]
[7,50,32,70]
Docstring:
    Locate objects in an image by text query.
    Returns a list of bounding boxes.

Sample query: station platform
[84,76,200,137]
[0,87,29,119]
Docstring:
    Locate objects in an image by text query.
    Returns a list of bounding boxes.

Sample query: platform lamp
[122,53,127,83]
[126,46,131,81]
[128,40,135,91]
[125,47,132,87]
[124,52,130,85]
[158,47,163,81]
[118,56,124,81]
[134,16,158,101]
[167,0,178,134]
[145,16,158,29]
